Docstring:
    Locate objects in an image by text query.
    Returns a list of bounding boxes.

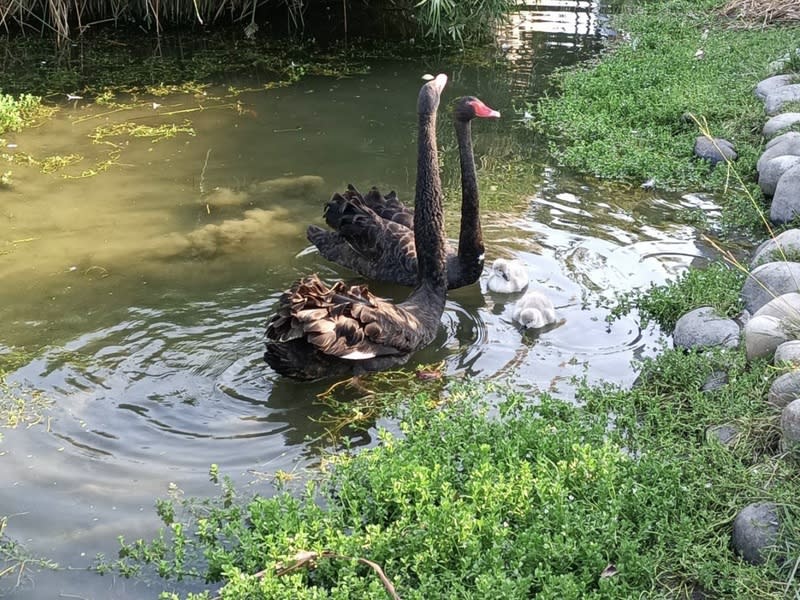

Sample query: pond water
[0,2,724,597]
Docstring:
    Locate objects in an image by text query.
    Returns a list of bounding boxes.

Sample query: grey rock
[743,315,791,362]
[758,132,800,173]
[758,155,800,197]
[751,229,800,267]
[768,370,800,408]
[741,261,800,314]
[732,502,780,565]
[753,292,800,322]
[755,74,797,100]
[775,340,800,368]
[693,136,737,165]
[706,423,738,446]
[673,307,740,351]
[702,370,729,392]
[781,399,800,446]
[763,113,800,139]
[765,84,800,116]
[766,130,800,151]
[770,164,800,224]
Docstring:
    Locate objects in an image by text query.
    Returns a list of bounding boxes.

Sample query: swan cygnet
[487,258,529,293]
[512,290,557,330]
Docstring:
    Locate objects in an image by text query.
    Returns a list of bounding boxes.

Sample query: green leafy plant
[609,261,745,333]
[412,0,513,45]
[0,92,48,135]
[99,355,799,599]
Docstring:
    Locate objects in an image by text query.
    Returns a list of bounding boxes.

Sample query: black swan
[264,74,448,381]
[306,95,500,290]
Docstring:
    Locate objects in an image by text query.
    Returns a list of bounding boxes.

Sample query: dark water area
[0,2,727,597]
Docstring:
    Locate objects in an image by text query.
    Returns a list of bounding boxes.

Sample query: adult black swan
[264,74,449,381]
[306,95,500,290]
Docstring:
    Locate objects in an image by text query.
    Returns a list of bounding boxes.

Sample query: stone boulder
[766,130,800,151]
[770,164,800,224]
[672,307,740,351]
[765,84,800,116]
[732,502,780,565]
[741,261,800,314]
[753,292,800,322]
[706,423,738,447]
[768,370,800,408]
[775,340,800,368]
[702,370,728,392]
[693,137,737,165]
[758,155,800,197]
[763,113,800,139]
[751,229,800,267]
[781,399,800,448]
[743,315,791,361]
[758,132,800,174]
[755,74,796,100]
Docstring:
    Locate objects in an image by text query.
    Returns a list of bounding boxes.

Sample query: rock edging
[669,61,800,567]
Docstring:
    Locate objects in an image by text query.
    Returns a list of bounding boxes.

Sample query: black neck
[455,119,484,275]
[411,108,447,296]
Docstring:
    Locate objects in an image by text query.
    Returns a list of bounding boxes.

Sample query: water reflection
[496,0,607,93]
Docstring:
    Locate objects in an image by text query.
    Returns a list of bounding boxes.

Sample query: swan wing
[266,274,424,359]
[329,195,419,275]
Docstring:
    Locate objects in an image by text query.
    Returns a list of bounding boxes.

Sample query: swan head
[419,74,448,115]
[487,258,529,293]
[454,96,501,122]
[512,291,557,330]
[515,308,554,329]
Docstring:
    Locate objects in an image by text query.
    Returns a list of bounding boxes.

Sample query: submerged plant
[0,516,60,593]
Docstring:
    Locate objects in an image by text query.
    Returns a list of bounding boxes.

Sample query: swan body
[264,74,449,381]
[512,290,557,329]
[487,258,529,293]
[306,96,500,290]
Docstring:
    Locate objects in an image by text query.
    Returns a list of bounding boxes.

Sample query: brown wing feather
[266,274,426,359]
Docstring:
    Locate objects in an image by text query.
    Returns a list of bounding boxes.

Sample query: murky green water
[0,3,725,597]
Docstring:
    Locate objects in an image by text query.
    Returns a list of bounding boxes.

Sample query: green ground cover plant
[101,350,798,598]
[0,92,49,135]
[610,261,745,333]
[535,0,799,194]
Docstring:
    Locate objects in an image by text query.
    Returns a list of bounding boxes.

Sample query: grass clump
[609,260,745,333]
[102,350,798,599]
[534,0,799,192]
[0,92,51,135]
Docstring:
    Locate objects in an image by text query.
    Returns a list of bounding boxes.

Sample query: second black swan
[306,95,500,290]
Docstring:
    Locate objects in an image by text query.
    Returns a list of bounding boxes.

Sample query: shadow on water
[0,2,727,597]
